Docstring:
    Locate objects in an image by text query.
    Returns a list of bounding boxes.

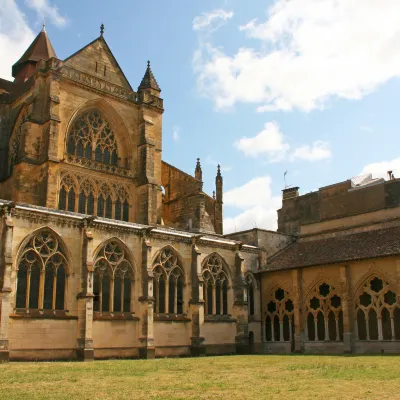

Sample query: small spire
[42,18,46,32]
[138,59,161,92]
[100,23,104,36]
[195,158,202,181]
[217,164,222,178]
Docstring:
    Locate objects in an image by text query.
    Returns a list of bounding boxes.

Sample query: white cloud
[193,9,233,32]
[290,141,332,161]
[194,0,400,112]
[25,0,66,27]
[360,157,400,180]
[223,176,281,233]
[234,121,289,161]
[234,121,331,162]
[205,155,232,172]
[0,0,35,80]
[172,125,180,141]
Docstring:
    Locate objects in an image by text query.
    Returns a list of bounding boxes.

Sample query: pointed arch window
[15,231,68,311]
[355,276,400,341]
[152,247,184,315]
[305,282,343,341]
[93,241,134,314]
[115,185,130,222]
[202,254,229,316]
[66,110,119,167]
[78,178,95,214]
[264,287,294,342]
[59,174,77,212]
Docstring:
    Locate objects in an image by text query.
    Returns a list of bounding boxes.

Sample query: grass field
[0,355,399,400]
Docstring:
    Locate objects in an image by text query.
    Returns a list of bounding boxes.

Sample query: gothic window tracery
[8,110,28,175]
[265,287,294,342]
[16,230,68,311]
[93,241,134,314]
[355,276,400,341]
[66,110,119,167]
[58,172,131,221]
[153,247,184,315]
[202,254,229,316]
[305,282,343,341]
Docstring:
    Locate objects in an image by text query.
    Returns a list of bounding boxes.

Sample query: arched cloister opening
[305,282,343,341]
[264,287,294,342]
[92,239,135,314]
[202,253,230,316]
[152,246,185,315]
[245,273,256,316]
[15,229,69,312]
[355,276,400,341]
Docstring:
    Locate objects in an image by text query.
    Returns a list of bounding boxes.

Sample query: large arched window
[305,282,343,341]
[355,276,400,341]
[152,247,184,315]
[264,287,294,342]
[202,254,229,316]
[16,230,68,311]
[93,240,134,314]
[66,110,118,166]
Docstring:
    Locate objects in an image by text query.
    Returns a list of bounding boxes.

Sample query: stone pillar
[234,245,249,354]
[139,228,155,359]
[76,217,95,361]
[340,265,353,353]
[292,268,303,353]
[189,237,206,356]
[0,204,14,362]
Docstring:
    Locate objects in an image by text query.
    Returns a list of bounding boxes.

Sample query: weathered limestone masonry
[0,201,261,361]
[0,25,399,361]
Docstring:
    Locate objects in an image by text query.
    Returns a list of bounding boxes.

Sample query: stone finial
[138,60,161,92]
[100,23,105,36]
[216,164,222,179]
[195,158,202,181]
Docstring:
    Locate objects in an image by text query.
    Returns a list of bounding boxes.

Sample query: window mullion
[109,277,114,313]
[165,276,169,314]
[99,274,103,312]
[38,268,45,310]
[52,269,57,310]
[26,267,31,309]
[174,278,178,314]
[120,276,125,313]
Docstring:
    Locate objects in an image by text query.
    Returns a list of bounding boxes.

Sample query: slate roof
[12,29,57,77]
[138,61,160,91]
[266,226,400,271]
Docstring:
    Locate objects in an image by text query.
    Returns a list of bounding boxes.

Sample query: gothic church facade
[0,27,399,362]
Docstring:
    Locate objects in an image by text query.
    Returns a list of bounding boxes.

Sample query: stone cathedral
[0,26,399,362]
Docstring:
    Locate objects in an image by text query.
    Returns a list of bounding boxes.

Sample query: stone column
[76,217,95,361]
[292,268,303,353]
[0,204,14,362]
[340,265,353,353]
[139,228,155,359]
[234,245,249,354]
[189,237,206,357]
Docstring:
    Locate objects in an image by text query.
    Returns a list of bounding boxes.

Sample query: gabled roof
[12,29,57,77]
[266,226,400,271]
[63,35,133,91]
[139,61,161,91]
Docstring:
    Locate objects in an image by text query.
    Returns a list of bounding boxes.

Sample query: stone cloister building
[0,26,399,361]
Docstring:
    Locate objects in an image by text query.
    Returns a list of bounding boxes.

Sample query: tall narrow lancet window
[355,276,400,341]
[15,230,68,311]
[264,288,294,342]
[305,282,343,342]
[152,247,184,315]
[115,186,130,222]
[97,183,113,218]
[93,240,134,314]
[66,110,119,167]
[58,174,77,212]
[202,254,229,317]
[78,178,95,215]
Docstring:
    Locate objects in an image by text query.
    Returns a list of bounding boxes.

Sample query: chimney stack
[282,186,299,201]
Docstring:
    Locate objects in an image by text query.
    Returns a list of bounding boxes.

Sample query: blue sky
[1,0,400,232]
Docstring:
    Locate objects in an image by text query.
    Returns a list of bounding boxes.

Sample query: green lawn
[1,355,399,400]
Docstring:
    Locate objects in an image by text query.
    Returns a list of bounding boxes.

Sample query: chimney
[282,186,299,201]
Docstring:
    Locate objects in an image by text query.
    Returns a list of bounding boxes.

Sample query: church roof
[138,61,161,91]
[266,226,400,271]
[12,28,57,78]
